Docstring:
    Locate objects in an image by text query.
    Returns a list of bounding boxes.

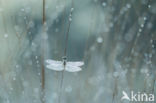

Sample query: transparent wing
[67,61,84,67]
[46,59,62,65]
[46,64,64,71]
[65,65,82,72]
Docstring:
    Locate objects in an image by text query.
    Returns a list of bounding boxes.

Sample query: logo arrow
[121,91,130,101]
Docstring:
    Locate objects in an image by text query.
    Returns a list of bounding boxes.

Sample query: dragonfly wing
[46,59,62,65]
[65,65,82,72]
[67,61,84,67]
[46,64,63,71]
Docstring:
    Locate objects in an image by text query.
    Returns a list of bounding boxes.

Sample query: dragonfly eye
[62,56,67,60]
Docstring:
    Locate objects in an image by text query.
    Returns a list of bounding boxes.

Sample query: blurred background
[0,0,156,103]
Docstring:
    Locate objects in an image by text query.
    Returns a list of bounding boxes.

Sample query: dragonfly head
[62,56,67,60]
[62,56,67,65]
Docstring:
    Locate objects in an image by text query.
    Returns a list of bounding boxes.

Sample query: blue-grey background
[0,0,155,103]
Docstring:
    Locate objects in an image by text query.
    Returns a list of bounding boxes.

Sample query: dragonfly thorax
[63,60,66,66]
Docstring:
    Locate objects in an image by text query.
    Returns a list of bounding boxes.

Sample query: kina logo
[121,91,154,102]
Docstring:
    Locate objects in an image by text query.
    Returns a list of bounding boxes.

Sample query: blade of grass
[58,0,74,103]
[41,0,46,103]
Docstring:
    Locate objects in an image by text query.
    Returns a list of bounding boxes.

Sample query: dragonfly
[46,56,84,72]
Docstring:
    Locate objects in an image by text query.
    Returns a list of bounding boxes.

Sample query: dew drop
[4,34,8,38]
[71,8,74,12]
[65,86,72,93]
[97,37,103,43]
[102,2,106,7]
[69,17,72,21]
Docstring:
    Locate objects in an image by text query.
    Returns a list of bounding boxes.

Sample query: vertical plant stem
[63,0,74,56]
[58,68,65,103]
[43,0,46,25]
[41,0,46,103]
[58,0,74,103]
[112,78,118,103]
[152,79,155,93]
